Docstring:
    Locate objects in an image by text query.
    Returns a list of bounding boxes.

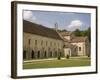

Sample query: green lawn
[23,57,91,69]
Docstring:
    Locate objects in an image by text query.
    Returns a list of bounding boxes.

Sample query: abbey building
[23,20,90,60]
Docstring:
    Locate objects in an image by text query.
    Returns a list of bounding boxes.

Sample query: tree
[73,27,91,42]
[87,27,91,42]
[57,29,67,32]
[62,29,67,32]
[74,29,81,36]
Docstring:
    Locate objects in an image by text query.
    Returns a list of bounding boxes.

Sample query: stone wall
[23,32,64,60]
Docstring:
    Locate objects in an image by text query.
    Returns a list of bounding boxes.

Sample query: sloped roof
[63,38,71,42]
[71,36,88,42]
[64,43,76,48]
[59,31,88,43]
[23,20,62,40]
[60,31,73,36]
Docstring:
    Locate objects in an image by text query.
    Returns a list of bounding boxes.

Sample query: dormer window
[35,40,37,45]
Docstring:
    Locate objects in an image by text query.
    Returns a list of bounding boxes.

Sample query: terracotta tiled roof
[71,37,88,42]
[23,20,63,40]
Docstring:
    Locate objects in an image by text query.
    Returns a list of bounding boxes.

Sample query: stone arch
[31,50,35,59]
[37,51,40,58]
[44,51,47,58]
[23,50,26,59]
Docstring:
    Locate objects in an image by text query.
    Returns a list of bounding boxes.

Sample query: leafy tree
[87,27,91,42]
[58,29,67,32]
[73,29,81,36]
[73,27,91,42]
[62,29,67,32]
[57,27,91,42]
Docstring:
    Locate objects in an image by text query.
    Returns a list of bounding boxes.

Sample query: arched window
[79,47,81,51]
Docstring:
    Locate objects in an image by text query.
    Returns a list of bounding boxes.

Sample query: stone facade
[23,20,64,60]
[60,31,90,57]
[23,32,64,60]
[23,20,90,60]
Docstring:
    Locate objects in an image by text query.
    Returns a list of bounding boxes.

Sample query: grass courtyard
[23,57,91,69]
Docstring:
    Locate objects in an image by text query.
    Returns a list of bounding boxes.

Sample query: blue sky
[23,10,91,31]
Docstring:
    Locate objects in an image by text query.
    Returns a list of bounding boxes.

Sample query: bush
[88,54,90,57]
[66,55,70,59]
[57,56,61,60]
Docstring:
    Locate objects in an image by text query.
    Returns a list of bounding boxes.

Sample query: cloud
[23,10,36,22]
[67,20,83,31]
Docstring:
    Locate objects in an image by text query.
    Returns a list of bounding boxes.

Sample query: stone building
[23,20,90,60]
[23,20,64,60]
[60,31,90,57]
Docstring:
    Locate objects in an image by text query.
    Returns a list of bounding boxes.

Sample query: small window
[28,39,31,45]
[79,47,81,51]
[35,40,37,45]
[41,40,43,45]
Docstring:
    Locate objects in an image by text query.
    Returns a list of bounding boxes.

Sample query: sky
[23,10,91,31]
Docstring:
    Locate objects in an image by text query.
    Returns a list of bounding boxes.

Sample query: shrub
[66,55,70,59]
[88,54,90,57]
[57,56,61,60]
